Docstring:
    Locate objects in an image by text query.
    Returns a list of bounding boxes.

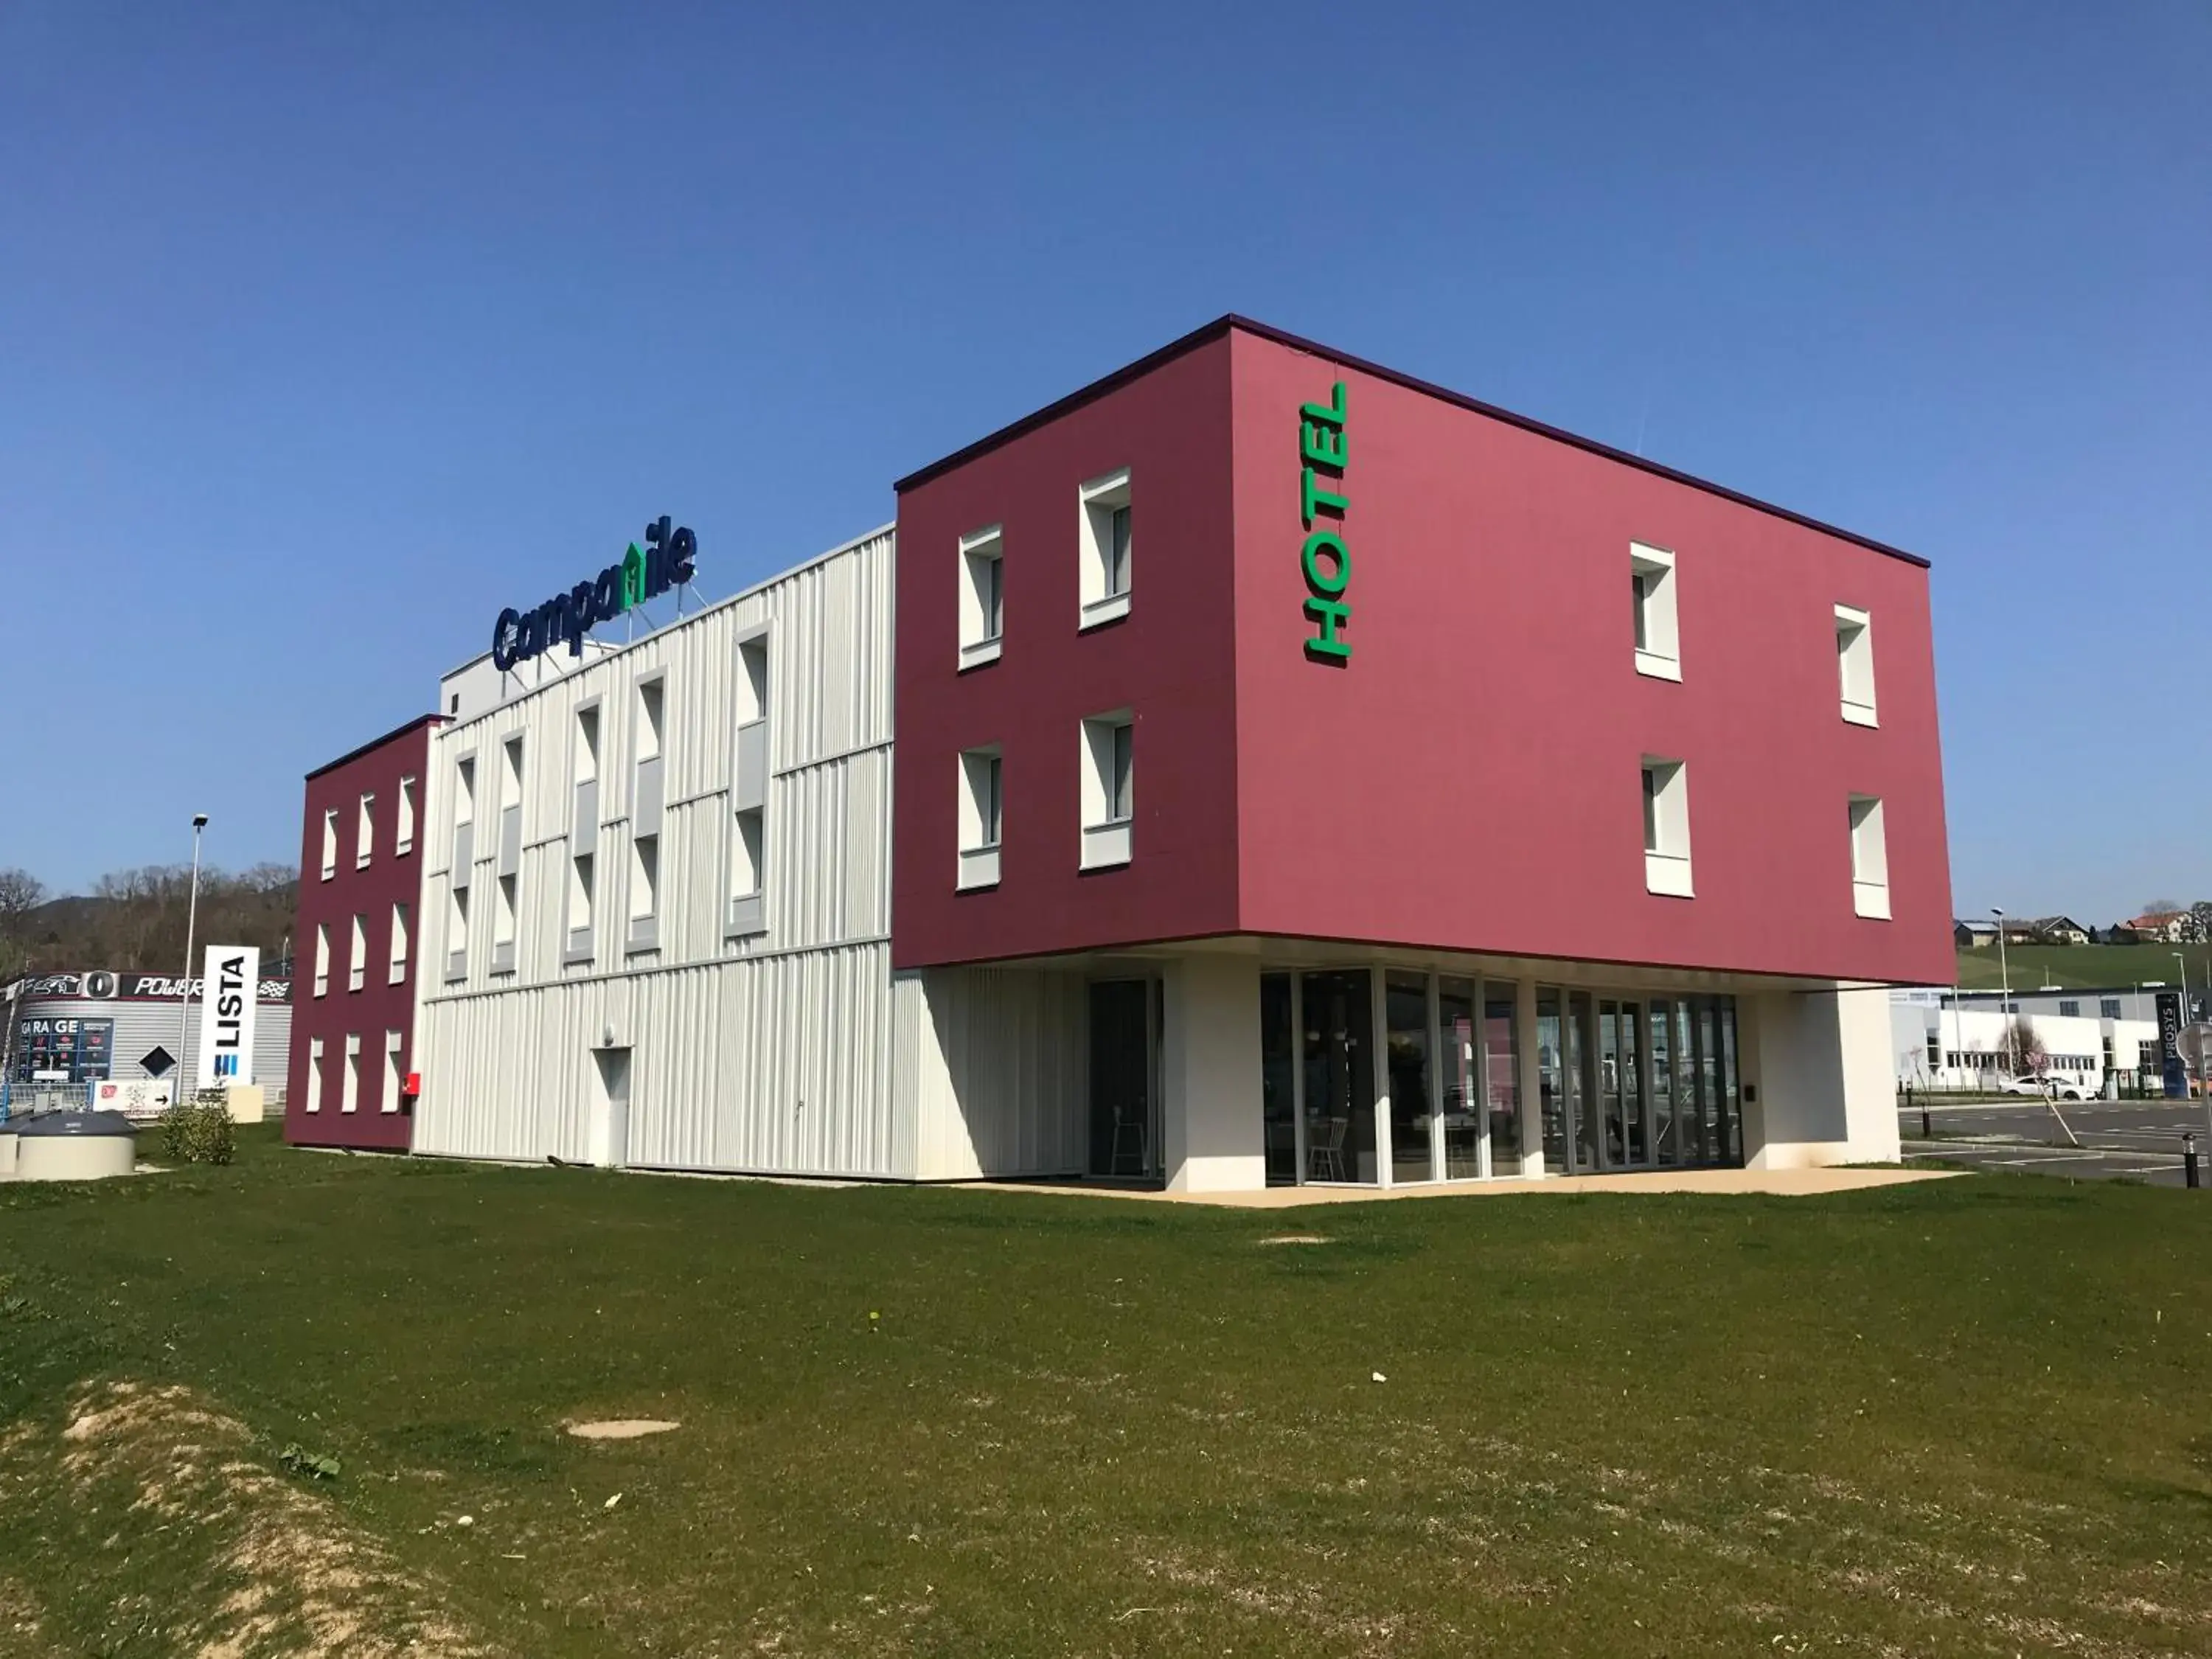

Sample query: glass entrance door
[1088,979,1157,1179]
[1301,970,1377,1183]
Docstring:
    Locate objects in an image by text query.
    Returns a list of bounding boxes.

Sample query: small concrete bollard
[2186,1133,2200,1190]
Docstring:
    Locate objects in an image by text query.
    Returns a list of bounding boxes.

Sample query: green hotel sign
[1298,381,1351,662]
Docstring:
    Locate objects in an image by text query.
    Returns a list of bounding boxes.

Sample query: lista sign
[492,517,698,672]
[194,945,261,1088]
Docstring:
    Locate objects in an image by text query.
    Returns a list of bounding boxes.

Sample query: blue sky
[2,1,2205,922]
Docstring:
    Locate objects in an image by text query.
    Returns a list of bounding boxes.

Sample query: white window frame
[395,775,417,855]
[305,1037,323,1113]
[1836,605,1877,726]
[1641,757,1693,897]
[566,849,596,964]
[1630,543,1680,681]
[1079,712,1133,869]
[313,922,330,998]
[1077,470,1133,629]
[389,901,409,984]
[320,808,338,880]
[382,1029,403,1115]
[356,791,375,868]
[957,746,1003,889]
[627,830,660,951]
[1848,793,1891,919]
[958,525,1005,669]
[341,1032,361,1114]
[493,871,518,970]
[348,912,366,992]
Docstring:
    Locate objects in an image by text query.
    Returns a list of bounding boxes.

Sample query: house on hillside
[1955,919,1998,949]
[2127,911,2190,943]
[2032,916,2089,945]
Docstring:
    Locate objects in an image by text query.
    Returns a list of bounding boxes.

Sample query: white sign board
[194,945,260,1088]
[93,1077,175,1119]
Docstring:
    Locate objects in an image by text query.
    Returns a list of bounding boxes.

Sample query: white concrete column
[1745,987,1900,1168]
[1163,953,1265,1193]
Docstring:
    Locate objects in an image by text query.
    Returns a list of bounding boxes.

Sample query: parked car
[1998,1074,2096,1101]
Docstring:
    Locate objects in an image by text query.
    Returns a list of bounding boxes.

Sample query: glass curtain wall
[1534,989,1742,1173]
[1261,970,1737,1184]
[1439,977,1481,1178]
[1261,972,1296,1186]
[1301,970,1377,1183]
[1385,973,1435,1183]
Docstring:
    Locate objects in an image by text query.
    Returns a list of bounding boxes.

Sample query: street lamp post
[1993,906,2016,1077]
[178,814,208,1099]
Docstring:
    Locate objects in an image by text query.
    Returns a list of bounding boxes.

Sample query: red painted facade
[891,319,1953,986]
[285,715,439,1150]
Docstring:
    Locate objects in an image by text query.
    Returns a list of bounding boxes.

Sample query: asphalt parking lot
[1899,1097,2212,1188]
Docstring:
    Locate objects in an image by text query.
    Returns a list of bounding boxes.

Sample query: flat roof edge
[894,314,1930,570]
[305,713,443,781]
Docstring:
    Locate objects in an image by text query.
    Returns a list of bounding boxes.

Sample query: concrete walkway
[972,1165,1959,1208]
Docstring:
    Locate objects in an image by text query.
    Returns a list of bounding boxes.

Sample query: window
[1925,1029,1941,1069]
[382,1030,403,1115]
[627,832,659,952]
[2059,1000,2080,1018]
[396,775,417,854]
[726,809,765,937]
[341,1033,361,1114]
[957,747,1004,889]
[1077,470,1133,628]
[574,706,601,787]
[1630,543,1680,681]
[455,756,476,827]
[735,638,769,726]
[1641,757,1692,897]
[958,526,1005,668]
[566,851,596,962]
[493,873,518,972]
[629,678,665,953]
[1836,605,1877,725]
[445,881,469,982]
[570,705,600,962]
[356,791,375,867]
[320,808,338,880]
[1079,713,1134,869]
[1847,794,1889,919]
[2101,997,2121,1020]
[305,1038,323,1113]
[313,923,330,998]
[349,913,366,991]
[389,902,410,984]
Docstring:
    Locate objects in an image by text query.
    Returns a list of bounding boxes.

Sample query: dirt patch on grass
[565,1419,680,1441]
[10,1379,500,1659]
[1256,1234,1332,1245]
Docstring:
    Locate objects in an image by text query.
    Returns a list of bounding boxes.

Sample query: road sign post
[2177,1024,2212,1154]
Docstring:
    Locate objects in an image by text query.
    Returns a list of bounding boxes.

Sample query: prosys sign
[1297,382,1352,663]
[492,517,698,672]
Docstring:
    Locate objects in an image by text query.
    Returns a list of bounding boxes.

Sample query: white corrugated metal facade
[411,526,1087,1180]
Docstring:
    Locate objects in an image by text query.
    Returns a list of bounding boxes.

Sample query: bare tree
[2143,897,2185,918]
[0,867,46,978]
[2006,1015,2048,1079]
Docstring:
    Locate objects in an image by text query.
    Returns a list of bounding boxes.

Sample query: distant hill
[1952,942,2208,992]
[5,865,297,978]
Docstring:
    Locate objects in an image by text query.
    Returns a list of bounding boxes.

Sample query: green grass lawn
[1953,941,2212,992]
[6,1131,2212,1656]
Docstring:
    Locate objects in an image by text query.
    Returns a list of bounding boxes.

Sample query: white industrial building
[411,527,1090,1179]
[1889,988,2163,1092]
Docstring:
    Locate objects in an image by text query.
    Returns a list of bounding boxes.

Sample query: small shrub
[157,1096,235,1166]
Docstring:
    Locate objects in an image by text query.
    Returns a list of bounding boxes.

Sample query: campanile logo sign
[193,945,261,1088]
